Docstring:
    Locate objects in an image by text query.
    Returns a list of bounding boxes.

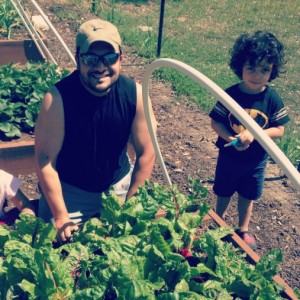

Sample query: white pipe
[142,58,300,192]
[28,0,77,66]
[10,0,57,64]
[9,0,45,60]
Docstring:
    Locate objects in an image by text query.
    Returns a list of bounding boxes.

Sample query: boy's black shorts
[213,151,268,200]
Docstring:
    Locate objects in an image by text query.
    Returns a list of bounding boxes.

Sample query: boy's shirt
[0,170,21,217]
[209,84,290,161]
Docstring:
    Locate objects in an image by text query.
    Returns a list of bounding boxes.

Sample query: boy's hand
[233,130,254,151]
[238,130,254,145]
[234,143,250,151]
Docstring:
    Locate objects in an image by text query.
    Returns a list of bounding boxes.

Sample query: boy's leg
[235,157,268,251]
[237,194,257,250]
[215,196,231,220]
[213,151,237,220]
[237,194,253,232]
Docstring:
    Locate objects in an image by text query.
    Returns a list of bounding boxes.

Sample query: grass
[52,0,300,165]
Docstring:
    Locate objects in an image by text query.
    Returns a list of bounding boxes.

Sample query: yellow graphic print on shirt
[229,108,268,134]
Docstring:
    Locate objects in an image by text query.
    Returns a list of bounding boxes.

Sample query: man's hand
[54,216,79,243]
[20,205,36,216]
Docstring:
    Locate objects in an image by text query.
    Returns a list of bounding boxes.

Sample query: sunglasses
[79,52,120,67]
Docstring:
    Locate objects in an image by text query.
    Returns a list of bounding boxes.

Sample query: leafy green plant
[0,63,70,139]
[0,181,295,299]
[0,0,20,39]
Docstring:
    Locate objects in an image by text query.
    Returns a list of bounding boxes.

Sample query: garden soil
[2,0,299,292]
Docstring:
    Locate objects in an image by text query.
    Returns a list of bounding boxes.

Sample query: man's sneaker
[236,230,258,250]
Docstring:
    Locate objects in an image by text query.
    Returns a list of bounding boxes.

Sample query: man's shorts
[213,151,268,200]
[38,167,133,224]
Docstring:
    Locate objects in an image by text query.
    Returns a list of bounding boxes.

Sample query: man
[35,19,156,243]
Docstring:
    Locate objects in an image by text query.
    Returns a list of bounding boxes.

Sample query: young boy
[0,169,35,225]
[209,31,290,250]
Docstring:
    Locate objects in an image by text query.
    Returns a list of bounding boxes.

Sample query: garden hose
[142,58,300,192]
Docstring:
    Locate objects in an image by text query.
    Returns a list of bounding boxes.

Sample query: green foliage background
[0,182,292,299]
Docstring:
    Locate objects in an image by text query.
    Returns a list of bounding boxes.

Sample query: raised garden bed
[0,34,48,65]
[0,142,298,299]
[204,210,298,300]
[0,139,34,176]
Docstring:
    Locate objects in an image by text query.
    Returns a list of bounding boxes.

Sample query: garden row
[1,181,298,299]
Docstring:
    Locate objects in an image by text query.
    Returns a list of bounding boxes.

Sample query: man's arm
[126,83,157,199]
[34,86,78,241]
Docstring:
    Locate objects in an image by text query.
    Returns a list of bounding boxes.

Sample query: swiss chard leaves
[0,182,291,299]
[0,63,70,139]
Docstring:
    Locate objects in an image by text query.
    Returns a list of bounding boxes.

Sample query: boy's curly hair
[229,31,286,82]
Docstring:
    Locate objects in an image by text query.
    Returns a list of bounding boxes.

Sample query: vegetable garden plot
[198,210,299,300]
[0,2,298,298]
[0,180,299,299]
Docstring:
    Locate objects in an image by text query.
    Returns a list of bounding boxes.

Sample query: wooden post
[157,0,165,57]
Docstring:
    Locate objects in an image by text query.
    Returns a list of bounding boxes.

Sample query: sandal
[236,230,257,250]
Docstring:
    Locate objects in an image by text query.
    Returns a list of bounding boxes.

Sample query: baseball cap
[76,19,122,54]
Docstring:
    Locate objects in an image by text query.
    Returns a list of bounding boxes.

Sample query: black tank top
[55,70,137,192]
